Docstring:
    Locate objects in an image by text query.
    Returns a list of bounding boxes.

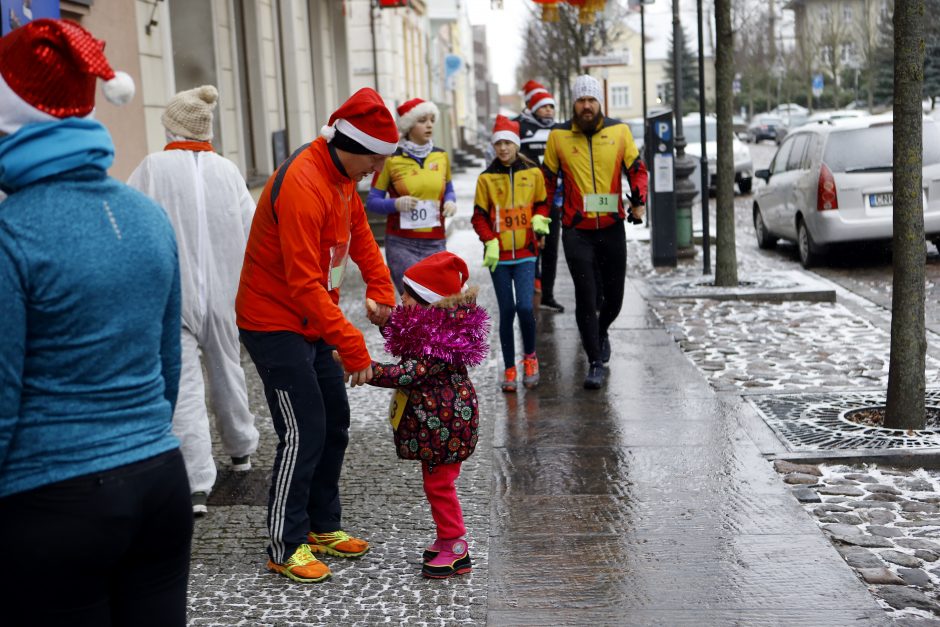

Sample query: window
[881,1,891,21]
[655,82,668,104]
[843,5,853,21]
[611,85,631,110]
[819,5,831,21]
[786,134,809,171]
[841,42,856,65]
[821,45,833,65]
[771,138,794,175]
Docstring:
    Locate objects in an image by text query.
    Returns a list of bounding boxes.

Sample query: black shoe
[600,336,611,364]
[583,361,606,389]
[540,298,565,313]
[192,491,208,517]
[231,455,252,472]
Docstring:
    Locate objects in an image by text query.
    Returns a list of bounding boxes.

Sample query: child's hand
[366,298,391,326]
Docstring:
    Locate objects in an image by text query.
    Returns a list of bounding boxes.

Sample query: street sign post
[812,74,824,98]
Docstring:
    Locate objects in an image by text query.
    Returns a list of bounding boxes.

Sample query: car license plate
[869,193,893,207]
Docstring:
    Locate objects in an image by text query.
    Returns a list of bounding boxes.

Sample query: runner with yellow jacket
[542,74,648,390]
[471,115,550,392]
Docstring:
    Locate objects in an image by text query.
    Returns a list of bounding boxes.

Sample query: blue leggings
[490,261,537,369]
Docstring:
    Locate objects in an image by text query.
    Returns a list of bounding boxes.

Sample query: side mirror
[756,169,771,182]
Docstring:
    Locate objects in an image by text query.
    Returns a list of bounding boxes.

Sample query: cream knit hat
[162,85,218,141]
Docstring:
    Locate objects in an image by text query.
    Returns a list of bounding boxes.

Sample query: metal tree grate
[749,390,940,451]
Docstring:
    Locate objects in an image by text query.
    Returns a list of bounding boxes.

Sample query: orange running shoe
[522,354,540,389]
[266,543,331,583]
[307,530,370,558]
[501,366,518,393]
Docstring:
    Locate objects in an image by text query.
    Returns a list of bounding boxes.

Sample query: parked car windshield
[684,120,717,144]
[822,120,940,172]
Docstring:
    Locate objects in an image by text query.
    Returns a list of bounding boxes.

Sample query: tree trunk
[714,0,738,286]
[885,0,927,429]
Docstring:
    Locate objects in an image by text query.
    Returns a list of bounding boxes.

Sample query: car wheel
[797,218,823,268]
[754,207,776,249]
[738,177,753,194]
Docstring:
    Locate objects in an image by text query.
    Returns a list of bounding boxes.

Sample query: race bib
[399,200,440,230]
[497,205,532,231]
[327,240,349,291]
[583,193,619,216]
[388,389,409,431]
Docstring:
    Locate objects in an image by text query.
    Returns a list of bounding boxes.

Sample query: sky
[465,0,686,95]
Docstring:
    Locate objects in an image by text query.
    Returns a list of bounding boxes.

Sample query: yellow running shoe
[266,543,331,583]
[307,530,370,558]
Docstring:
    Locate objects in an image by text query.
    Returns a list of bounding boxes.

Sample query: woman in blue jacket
[0,20,191,626]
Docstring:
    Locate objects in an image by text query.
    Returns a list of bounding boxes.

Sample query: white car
[752,113,940,267]
[683,115,754,194]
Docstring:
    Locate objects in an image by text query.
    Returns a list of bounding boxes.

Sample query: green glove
[483,239,500,271]
[532,214,551,236]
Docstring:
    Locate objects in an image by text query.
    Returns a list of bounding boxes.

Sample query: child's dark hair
[403,282,430,306]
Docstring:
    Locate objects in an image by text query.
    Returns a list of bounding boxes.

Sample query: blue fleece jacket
[0,165,182,498]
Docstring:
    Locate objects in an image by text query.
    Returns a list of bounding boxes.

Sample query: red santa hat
[396,97,440,136]
[0,18,135,135]
[521,79,549,103]
[403,251,470,304]
[491,115,520,147]
[320,87,398,155]
[527,88,555,116]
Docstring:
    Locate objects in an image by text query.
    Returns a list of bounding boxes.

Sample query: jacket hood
[381,288,490,367]
[520,109,554,129]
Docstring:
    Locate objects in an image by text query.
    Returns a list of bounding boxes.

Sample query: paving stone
[813,503,853,515]
[865,483,902,495]
[898,568,933,588]
[833,534,896,548]
[837,545,887,569]
[791,487,821,503]
[896,538,940,552]
[881,550,923,568]
[875,585,940,614]
[818,513,865,525]
[822,523,863,537]
[866,509,899,525]
[858,567,905,584]
[864,492,902,502]
[773,460,823,476]
[902,501,940,514]
[900,479,937,492]
[783,472,820,485]
[845,474,878,482]
[849,501,900,510]
[916,550,940,562]
[830,478,861,486]
[867,525,905,538]
[818,485,866,497]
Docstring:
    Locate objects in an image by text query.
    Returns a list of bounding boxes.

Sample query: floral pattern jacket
[369,289,490,468]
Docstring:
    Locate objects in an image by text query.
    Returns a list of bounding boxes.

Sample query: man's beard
[575,110,600,133]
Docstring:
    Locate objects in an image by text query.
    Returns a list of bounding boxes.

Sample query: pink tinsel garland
[381,303,490,367]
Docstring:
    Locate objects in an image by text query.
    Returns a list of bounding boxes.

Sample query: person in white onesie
[128,85,259,516]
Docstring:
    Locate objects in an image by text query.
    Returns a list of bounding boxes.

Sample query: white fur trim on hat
[102,71,135,106]
[572,74,603,102]
[334,118,398,155]
[320,124,336,141]
[529,95,555,114]
[491,130,520,147]
[0,70,56,134]
[397,100,439,136]
[403,275,444,304]
[523,86,548,102]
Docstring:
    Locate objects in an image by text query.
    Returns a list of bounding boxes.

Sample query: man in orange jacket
[236,88,398,583]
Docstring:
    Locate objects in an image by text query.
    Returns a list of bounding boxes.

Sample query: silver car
[752,113,940,267]
[683,115,755,194]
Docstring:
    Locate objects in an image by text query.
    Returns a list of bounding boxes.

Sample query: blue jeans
[490,261,537,369]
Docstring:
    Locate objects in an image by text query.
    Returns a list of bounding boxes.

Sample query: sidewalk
[189,165,890,625]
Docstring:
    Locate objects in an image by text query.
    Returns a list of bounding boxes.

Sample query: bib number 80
[411,206,428,222]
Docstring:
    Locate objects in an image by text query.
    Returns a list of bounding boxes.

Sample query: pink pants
[422,461,465,540]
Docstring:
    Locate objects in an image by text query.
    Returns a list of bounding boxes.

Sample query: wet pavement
[185,151,924,625]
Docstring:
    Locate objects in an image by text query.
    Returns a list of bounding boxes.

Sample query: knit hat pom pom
[320,124,336,142]
[196,84,218,106]
[102,71,135,106]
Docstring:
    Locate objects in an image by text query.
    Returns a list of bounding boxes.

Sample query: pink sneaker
[421,538,472,579]
[422,538,448,562]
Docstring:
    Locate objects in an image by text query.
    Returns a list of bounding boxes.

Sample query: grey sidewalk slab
[486,269,891,625]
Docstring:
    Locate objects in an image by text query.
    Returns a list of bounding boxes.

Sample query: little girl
[368,251,489,578]
[471,115,550,393]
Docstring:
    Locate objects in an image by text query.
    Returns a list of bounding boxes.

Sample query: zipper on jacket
[509,165,517,259]
[587,133,600,228]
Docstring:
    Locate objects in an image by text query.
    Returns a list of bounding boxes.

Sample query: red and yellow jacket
[235,138,396,371]
[371,148,452,240]
[471,158,549,262]
[542,116,648,230]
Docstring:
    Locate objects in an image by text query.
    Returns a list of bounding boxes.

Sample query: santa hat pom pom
[320,124,336,142]
[102,71,135,106]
